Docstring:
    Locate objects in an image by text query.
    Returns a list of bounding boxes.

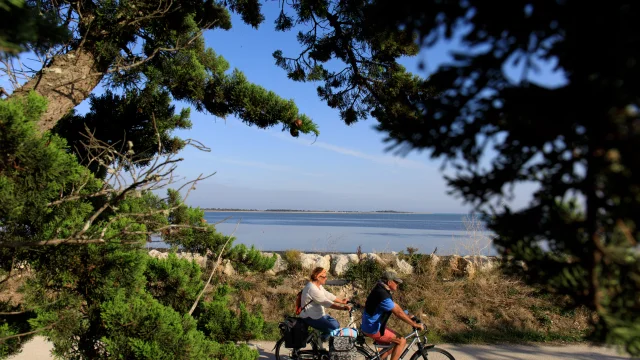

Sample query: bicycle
[275,302,455,360]
[274,301,371,360]
[357,310,455,360]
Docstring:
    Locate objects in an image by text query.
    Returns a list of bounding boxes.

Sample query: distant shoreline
[203,209,432,214]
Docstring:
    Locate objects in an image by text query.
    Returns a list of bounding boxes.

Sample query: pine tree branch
[188,219,241,316]
[0,317,63,343]
[107,26,213,74]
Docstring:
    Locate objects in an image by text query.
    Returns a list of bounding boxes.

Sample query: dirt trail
[9,338,635,360]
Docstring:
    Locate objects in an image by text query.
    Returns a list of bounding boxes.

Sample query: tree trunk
[11,47,105,133]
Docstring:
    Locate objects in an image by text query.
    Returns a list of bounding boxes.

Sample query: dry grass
[223,261,592,344]
[376,266,590,344]
[0,268,32,306]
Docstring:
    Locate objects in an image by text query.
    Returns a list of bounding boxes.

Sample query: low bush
[283,250,303,274]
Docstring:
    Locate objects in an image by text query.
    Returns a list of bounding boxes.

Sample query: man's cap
[381,270,403,284]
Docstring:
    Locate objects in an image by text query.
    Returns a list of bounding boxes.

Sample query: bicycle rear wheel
[410,346,456,360]
[274,337,319,360]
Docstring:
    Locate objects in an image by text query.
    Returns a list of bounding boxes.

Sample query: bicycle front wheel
[410,346,456,360]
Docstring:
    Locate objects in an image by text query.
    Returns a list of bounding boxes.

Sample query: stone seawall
[147,249,499,278]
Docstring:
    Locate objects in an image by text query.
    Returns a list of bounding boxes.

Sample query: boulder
[448,255,475,278]
[364,253,386,265]
[263,252,287,275]
[300,253,331,270]
[220,259,235,276]
[428,254,440,268]
[463,255,494,272]
[331,254,351,276]
[176,252,206,267]
[396,258,414,274]
[148,249,168,260]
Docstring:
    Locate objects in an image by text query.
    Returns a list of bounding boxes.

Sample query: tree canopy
[1,0,639,357]
[0,1,297,358]
[275,0,640,354]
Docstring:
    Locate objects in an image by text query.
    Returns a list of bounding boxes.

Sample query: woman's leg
[303,316,340,339]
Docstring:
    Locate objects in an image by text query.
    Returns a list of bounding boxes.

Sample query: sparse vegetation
[282,249,303,274]
[209,250,593,345]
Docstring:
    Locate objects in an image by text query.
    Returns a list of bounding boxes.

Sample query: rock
[448,255,475,278]
[429,254,440,267]
[274,254,288,273]
[415,254,439,274]
[331,254,351,276]
[220,259,235,276]
[378,253,396,264]
[300,253,331,270]
[263,253,287,274]
[396,258,414,274]
[463,255,494,272]
[148,249,168,260]
[364,253,385,265]
[347,254,359,263]
[176,252,206,267]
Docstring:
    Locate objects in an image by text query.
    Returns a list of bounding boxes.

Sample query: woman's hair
[310,267,326,281]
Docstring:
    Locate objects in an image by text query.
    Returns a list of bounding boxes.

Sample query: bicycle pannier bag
[329,330,358,360]
[279,316,308,348]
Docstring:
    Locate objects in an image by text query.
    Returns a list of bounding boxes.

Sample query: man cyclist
[361,270,423,360]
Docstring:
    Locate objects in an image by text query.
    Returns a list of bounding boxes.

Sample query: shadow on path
[251,341,636,360]
[440,344,635,360]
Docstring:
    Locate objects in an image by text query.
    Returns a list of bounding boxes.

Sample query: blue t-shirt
[361,298,395,334]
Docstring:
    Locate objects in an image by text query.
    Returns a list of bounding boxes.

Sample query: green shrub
[283,249,302,273]
[233,279,255,291]
[267,276,285,287]
[100,292,222,360]
[344,258,384,291]
[198,285,266,342]
[414,255,437,276]
[261,321,281,341]
[145,253,204,314]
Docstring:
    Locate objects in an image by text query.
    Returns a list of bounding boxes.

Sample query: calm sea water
[197,212,495,255]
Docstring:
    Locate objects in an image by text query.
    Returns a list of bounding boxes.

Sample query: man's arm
[391,304,422,329]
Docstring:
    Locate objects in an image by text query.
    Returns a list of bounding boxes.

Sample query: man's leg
[366,328,405,360]
[388,335,406,360]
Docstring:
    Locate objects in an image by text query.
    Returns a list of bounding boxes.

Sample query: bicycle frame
[365,328,433,360]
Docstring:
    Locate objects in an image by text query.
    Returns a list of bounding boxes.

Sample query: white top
[299,281,337,320]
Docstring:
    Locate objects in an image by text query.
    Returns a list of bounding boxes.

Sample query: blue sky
[168,4,561,213]
[167,5,464,212]
[3,4,565,213]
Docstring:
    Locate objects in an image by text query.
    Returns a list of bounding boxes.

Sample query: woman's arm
[329,302,350,311]
[308,286,334,308]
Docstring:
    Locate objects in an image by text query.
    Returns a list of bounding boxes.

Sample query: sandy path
[9,337,635,359]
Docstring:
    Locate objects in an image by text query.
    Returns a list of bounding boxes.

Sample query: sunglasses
[318,275,327,279]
